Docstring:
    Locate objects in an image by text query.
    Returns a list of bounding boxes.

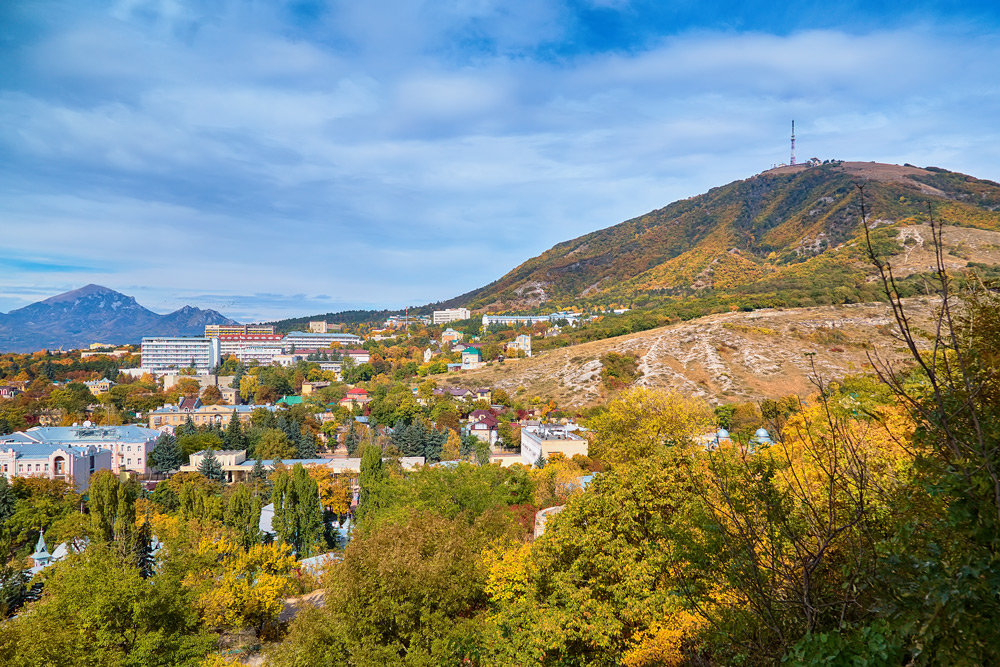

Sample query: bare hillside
[449,299,939,407]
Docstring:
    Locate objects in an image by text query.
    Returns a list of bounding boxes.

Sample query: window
[127,458,131,465]
[45,464,49,471]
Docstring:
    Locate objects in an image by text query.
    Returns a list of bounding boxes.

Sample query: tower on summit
[790,120,796,166]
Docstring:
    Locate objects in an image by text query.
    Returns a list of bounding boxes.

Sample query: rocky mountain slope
[450,162,1000,311]
[0,284,238,352]
[451,298,938,407]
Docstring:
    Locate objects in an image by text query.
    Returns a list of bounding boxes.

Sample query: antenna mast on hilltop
[790,120,796,166]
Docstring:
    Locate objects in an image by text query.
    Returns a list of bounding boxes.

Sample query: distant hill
[451,162,1000,311]
[0,284,238,352]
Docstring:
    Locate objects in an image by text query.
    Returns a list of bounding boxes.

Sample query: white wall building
[433,308,471,325]
[0,425,159,478]
[0,437,109,493]
[282,331,363,350]
[141,337,220,373]
[520,424,588,466]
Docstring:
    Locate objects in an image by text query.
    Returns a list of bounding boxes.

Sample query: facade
[0,385,24,399]
[308,321,343,333]
[461,347,484,370]
[482,312,582,328]
[340,349,371,364]
[0,425,154,479]
[218,334,285,361]
[432,308,471,325]
[520,423,589,466]
[441,328,464,345]
[148,401,275,428]
[204,324,275,337]
[141,337,221,373]
[83,378,115,395]
[282,331,363,350]
[507,334,532,357]
[339,387,370,408]
[180,450,426,483]
[384,314,431,328]
[0,435,109,492]
[468,415,499,444]
[301,381,331,396]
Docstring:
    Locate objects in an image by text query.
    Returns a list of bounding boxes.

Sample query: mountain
[0,284,238,352]
[452,162,1000,312]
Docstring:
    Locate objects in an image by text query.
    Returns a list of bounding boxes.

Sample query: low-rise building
[180,450,426,483]
[339,387,370,408]
[520,423,588,466]
[0,424,159,478]
[0,385,24,399]
[84,379,116,395]
[441,328,464,345]
[507,334,532,358]
[148,400,275,428]
[301,381,331,396]
[204,324,275,338]
[0,435,109,492]
[461,347,484,370]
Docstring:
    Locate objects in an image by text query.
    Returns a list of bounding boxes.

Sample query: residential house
[84,379,115,395]
[339,387,370,408]
[148,400,275,428]
[461,347,484,370]
[506,334,532,358]
[441,328,464,345]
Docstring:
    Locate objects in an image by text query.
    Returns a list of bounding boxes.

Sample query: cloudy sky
[2,1,999,321]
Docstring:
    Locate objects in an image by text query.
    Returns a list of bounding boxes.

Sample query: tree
[345,420,362,457]
[223,411,246,450]
[358,442,388,524]
[296,430,317,459]
[88,471,139,544]
[224,483,262,550]
[150,433,182,473]
[589,387,714,464]
[201,385,223,405]
[194,539,295,638]
[257,428,296,460]
[272,463,323,557]
[197,449,225,483]
[0,475,14,525]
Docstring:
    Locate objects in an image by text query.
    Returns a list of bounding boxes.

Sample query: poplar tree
[272,464,322,557]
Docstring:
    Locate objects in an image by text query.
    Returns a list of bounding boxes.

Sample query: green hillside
[457,161,1000,312]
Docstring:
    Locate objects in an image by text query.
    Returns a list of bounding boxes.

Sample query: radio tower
[790,120,796,166]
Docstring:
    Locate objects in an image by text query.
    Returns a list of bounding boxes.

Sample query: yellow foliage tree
[589,387,714,463]
[193,538,295,637]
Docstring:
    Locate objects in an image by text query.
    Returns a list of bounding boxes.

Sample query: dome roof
[716,428,730,440]
[755,428,770,438]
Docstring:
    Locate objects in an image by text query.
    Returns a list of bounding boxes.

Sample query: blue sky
[2,1,999,321]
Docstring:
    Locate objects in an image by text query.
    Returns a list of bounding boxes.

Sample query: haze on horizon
[2,0,1000,322]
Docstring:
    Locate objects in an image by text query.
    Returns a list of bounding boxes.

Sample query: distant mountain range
[0,284,238,353]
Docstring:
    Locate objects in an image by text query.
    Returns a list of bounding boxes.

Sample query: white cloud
[2,3,1000,318]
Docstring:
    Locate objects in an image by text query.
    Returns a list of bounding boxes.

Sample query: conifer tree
[297,431,317,459]
[133,515,155,579]
[224,411,245,450]
[359,442,388,522]
[151,433,182,472]
[345,420,362,457]
[198,449,225,483]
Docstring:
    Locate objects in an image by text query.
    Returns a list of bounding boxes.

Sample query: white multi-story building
[217,334,286,363]
[141,336,220,373]
[282,331,363,350]
[482,312,582,328]
[204,324,275,337]
[432,308,471,325]
[520,424,588,466]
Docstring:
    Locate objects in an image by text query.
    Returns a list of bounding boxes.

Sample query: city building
[148,400,275,428]
[204,324,275,337]
[432,308,471,325]
[308,321,342,333]
[441,328,464,345]
[340,349,371,364]
[461,347,484,370]
[0,386,22,399]
[520,423,589,466]
[301,381,331,396]
[282,331,363,351]
[507,334,532,358]
[83,378,116,395]
[140,337,220,374]
[339,387,370,408]
[0,424,159,478]
[180,450,426,483]
[482,312,582,328]
[217,333,285,361]
[0,434,110,492]
[384,314,431,328]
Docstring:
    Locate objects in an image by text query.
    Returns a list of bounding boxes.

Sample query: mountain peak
[40,283,123,305]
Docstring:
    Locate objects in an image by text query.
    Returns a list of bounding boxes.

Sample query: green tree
[88,471,139,544]
[358,442,388,524]
[224,483,262,550]
[272,463,323,557]
[197,449,225,483]
[345,420,362,457]
[150,433,183,473]
[223,411,246,450]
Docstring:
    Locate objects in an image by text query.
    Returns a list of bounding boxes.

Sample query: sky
[2,1,1000,322]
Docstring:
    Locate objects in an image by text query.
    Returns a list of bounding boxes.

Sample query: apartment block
[140,337,221,373]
